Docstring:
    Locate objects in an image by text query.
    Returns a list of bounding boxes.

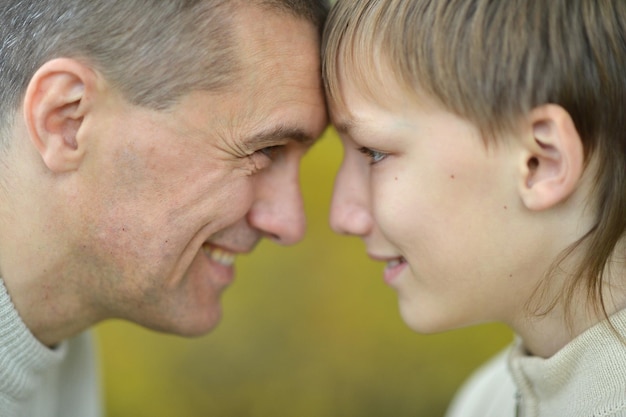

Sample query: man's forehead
[233,4,320,54]
[224,4,327,147]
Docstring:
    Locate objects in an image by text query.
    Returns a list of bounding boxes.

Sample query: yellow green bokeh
[96,128,512,417]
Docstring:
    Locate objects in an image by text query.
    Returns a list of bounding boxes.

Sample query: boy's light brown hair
[323,0,626,321]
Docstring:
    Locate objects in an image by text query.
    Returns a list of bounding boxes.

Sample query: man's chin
[143,305,224,337]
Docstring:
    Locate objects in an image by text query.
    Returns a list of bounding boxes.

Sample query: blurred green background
[95,127,512,417]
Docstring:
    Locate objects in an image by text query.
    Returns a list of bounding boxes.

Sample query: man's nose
[247,161,306,245]
[329,158,374,237]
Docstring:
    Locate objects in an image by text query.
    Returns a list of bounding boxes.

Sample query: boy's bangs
[322,1,391,117]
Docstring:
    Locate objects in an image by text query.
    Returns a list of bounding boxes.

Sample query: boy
[323,1,626,416]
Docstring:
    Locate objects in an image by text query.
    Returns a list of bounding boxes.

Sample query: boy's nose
[329,159,374,237]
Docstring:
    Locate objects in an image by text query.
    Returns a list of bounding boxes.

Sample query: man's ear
[23,58,96,173]
[518,104,584,211]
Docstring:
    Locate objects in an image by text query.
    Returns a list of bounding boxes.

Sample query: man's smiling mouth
[202,243,236,267]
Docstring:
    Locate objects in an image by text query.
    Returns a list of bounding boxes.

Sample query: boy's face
[329,80,546,333]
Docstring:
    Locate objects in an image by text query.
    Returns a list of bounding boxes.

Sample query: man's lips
[202,243,237,267]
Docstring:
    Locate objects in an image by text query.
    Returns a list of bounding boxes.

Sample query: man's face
[76,7,327,335]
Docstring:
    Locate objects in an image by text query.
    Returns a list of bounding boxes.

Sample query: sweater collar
[0,278,67,400]
[508,308,626,416]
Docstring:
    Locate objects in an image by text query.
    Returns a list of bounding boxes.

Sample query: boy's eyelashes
[358,146,388,164]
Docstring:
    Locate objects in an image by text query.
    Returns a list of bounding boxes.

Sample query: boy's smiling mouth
[386,257,406,269]
[383,256,407,285]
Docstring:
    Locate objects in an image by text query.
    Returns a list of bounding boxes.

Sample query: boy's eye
[358,146,388,164]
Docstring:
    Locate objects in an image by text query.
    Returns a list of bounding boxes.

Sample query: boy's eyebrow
[335,116,377,137]
[334,118,357,135]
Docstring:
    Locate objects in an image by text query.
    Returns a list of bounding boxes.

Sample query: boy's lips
[368,253,408,285]
[383,257,407,285]
[385,257,406,269]
[368,252,406,267]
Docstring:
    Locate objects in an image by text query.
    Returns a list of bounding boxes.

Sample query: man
[0,0,329,415]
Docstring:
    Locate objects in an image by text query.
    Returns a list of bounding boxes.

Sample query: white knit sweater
[0,279,101,417]
[446,309,626,417]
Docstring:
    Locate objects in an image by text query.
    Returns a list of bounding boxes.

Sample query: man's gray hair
[0,0,329,146]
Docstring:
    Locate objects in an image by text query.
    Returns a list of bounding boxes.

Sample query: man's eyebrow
[248,125,316,147]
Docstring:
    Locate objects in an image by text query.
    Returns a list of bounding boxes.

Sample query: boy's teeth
[387,257,405,269]
[203,245,236,266]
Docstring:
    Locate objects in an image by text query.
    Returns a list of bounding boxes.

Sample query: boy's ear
[23,58,96,173]
[518,104,584,211]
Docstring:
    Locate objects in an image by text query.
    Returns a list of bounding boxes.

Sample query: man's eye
[248,145,284,172]
[358,147,388,164]
[258,145,283,160]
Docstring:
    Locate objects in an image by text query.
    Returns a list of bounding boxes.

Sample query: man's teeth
[203,245,236,266]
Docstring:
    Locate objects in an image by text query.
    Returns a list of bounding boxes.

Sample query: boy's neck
[515,256,626,358]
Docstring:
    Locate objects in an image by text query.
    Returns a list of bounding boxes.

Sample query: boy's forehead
[328,82,372,135]
[331,110,359,136]
[330,92,408,140]
[331,65,395,115]
[330,66,440,134]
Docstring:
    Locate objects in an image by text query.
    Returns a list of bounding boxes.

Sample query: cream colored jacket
[0,279,101,417]
[446,309,626,417]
